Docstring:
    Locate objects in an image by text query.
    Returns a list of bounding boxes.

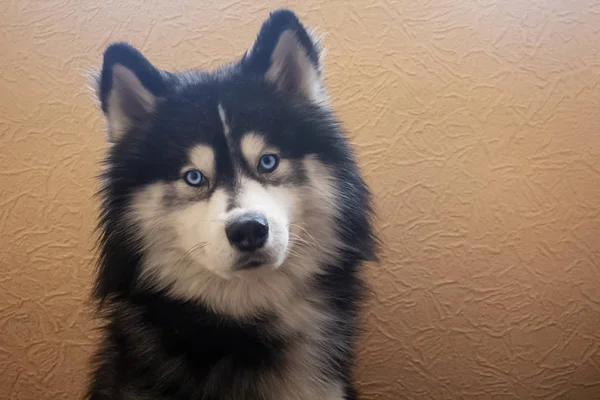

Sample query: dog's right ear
[97,43,167,142]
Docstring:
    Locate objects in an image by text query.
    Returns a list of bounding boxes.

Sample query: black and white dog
[87,9,376,400]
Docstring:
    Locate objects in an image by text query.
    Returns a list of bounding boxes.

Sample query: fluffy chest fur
[95,271,360,400]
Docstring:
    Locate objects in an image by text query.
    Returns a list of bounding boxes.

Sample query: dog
[86,9,376,400]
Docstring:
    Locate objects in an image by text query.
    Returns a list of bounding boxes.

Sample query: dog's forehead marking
[240,133,266,167]
[188,144,215,177]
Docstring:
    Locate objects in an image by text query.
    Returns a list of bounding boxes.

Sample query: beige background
[2,1,600,399]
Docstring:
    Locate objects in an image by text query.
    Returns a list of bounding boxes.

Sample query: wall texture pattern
[1,1,600,399]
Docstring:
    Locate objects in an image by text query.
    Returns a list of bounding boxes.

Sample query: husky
[86,9,376,400]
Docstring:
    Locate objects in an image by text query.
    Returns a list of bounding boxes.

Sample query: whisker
[172,241,209,270]
[288,232,318,250]
[288,223,318,244]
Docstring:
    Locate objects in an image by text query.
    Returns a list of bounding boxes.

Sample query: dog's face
[122,99,332,280]
[95,11,374,307]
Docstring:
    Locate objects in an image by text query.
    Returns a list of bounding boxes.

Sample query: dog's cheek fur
[288,155,344,268]
[130,183,236,283]
[171,188,235,276]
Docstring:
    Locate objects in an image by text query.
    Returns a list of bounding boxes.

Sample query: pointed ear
[242,10,325,103]
[97,43,167,142]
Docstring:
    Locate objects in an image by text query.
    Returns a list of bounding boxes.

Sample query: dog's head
[94,10,375,308]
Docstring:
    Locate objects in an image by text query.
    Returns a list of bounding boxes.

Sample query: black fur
[99,42,168,114]
[242,10,321,74]
[88,9,376,400]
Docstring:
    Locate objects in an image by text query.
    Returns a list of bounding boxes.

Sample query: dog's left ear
[242,10,325,103]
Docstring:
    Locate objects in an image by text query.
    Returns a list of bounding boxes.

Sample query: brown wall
[2,1,600,399]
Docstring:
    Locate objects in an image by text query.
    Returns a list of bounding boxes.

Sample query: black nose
[225,214,269,252]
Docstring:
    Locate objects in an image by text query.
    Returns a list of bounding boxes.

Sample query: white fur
[218,103,230,137]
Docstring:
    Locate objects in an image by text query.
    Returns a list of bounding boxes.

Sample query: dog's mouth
[239,259,263,269]
[235,254,270,270]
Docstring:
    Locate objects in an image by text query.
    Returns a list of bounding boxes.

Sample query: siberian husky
[87,9,376,400]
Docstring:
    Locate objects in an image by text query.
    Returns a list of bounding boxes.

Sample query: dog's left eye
[183,169,205,187]
[258,154,279,173]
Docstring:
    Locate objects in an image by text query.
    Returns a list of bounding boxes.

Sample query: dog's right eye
[183,169,205,187]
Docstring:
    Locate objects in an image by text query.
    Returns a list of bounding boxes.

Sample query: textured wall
[1,1,600,399]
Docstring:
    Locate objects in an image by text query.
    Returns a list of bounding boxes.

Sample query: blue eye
[258,154,279,172]
[183,169,205,187]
